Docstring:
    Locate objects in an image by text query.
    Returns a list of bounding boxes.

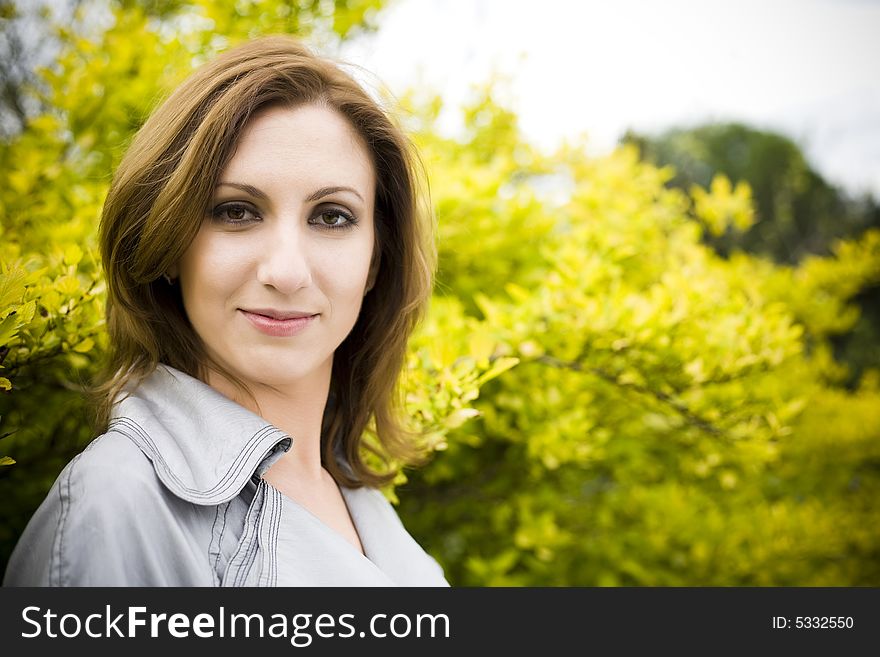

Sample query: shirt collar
[108,364,292,506]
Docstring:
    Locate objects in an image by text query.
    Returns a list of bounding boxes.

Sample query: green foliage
[2,2,879,586]
[624,122,880,387]
[691,173,755,237]
[393,89,880,586]
[624,122,878,263]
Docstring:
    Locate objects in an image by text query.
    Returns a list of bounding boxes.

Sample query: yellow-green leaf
[468,330,495,367]
[0,267,27,309]
[0,314,22,346]
[73,337,95,353]
[55,274,80,296]
[477,357,520,386]
[444,407,481,429]
[18,299,36,324]
[64,243,84,266]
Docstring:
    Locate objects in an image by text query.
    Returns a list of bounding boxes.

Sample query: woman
[3,36,447,586]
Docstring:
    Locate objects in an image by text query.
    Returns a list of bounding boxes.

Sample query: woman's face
[173,103,377,393]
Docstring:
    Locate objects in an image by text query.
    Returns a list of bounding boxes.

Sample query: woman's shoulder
[60,429,166,503]
[24,429,173,541]
[3,431,179,586]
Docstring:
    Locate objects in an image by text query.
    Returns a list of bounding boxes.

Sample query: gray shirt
[3,365,449,587]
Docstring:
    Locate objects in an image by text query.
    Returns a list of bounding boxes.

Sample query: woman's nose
[255,219,313,293]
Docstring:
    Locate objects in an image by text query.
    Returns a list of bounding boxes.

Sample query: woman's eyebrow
[305,186,364,203]
[216,181,268,200]
[215,182,364,203]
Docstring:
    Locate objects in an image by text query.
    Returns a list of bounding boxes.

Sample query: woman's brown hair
[94,36,435,488]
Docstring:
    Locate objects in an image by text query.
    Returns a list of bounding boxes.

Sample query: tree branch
[534,354,727,438]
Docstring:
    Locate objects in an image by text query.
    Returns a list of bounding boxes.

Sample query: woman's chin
[218,356,332,392]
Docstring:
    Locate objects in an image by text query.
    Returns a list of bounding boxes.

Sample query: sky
[341,0,880,198]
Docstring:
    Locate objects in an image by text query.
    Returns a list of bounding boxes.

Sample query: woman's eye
[211,202,258,225]
[312,208,358,231]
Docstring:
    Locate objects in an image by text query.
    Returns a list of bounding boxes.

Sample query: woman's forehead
[221,104,376,193]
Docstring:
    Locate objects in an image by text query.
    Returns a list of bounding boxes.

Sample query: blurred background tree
[624,124,880,387]
[2,0,879,586]
[623,124,879,263]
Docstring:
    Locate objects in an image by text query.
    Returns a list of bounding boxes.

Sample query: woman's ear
[164,263,180,283]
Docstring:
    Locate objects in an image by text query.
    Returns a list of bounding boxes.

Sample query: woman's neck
[204,359,332,483]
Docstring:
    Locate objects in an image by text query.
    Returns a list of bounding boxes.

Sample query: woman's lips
[240,309,317,337]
